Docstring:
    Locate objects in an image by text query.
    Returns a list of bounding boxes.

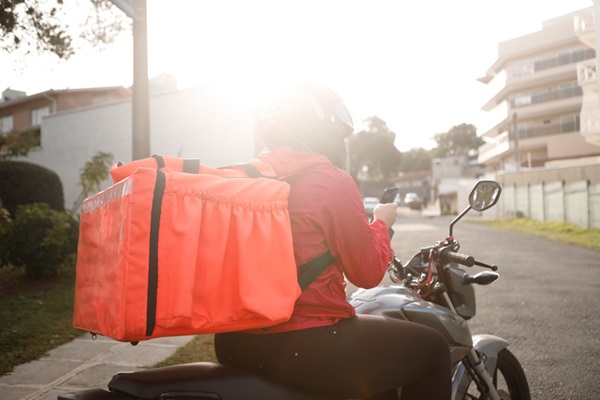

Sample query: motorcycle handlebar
[441,251,475,267]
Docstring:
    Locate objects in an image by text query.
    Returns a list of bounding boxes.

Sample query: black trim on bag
[183,158,201,174]
[146,169,166,336]
[152,154,165,169]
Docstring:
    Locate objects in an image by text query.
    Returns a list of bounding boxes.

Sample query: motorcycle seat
[108,362,339,400]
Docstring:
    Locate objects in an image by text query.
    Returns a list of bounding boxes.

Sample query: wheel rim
[493,368,513,400]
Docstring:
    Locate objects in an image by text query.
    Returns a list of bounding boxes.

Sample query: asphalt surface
[1,205,598,400]
[390,208,600,400]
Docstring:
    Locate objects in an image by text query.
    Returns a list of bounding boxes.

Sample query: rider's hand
[373,202,398,228]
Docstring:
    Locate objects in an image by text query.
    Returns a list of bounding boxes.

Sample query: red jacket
[253,148,392,333]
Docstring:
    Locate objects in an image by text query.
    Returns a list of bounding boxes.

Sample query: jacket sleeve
[320,173,393,289]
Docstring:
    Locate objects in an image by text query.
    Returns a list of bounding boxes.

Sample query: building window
[0,115,13,134]
[531,90,546,104]
[529,47,596,74]
[506,60,535,78]
[514,93,532,107]
[559,82,579,99]
[513,81,582,109]
[516,122,533,139]
[31,106,50,126]
[560,115,580,133]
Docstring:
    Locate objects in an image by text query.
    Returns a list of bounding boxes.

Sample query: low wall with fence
[495,163,600,230]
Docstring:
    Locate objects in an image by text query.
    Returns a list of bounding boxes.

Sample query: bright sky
[0,0,594,151]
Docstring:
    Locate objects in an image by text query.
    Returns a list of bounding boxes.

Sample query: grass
[471,218,600,252]
[154,334,217,367]
[0,266,83,376]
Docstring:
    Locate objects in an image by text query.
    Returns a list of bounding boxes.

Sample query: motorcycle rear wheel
[463,349,530,400]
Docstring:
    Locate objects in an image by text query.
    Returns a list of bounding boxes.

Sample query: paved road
[385,209,600,400]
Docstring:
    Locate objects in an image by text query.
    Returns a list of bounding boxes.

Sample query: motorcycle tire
[462,349,530,400]
[493,349,530,400]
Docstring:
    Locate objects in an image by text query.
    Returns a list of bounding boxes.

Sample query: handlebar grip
[442,251,475,267]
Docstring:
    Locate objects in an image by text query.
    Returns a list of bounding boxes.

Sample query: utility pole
[111,0,150,160]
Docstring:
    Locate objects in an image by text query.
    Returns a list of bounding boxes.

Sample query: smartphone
[380,187,399,204]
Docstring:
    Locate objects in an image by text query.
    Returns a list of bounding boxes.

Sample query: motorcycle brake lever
[473,260,498,271]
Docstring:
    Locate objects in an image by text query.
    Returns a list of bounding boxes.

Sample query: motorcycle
[58,180,530,400]
[350,180,530,400]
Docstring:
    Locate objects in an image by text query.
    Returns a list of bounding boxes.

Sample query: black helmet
[258,82,354,168]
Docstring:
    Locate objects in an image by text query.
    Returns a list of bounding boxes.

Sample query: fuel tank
[349,285,472,347]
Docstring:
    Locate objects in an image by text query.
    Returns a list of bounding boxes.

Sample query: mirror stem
[449,206,472,237]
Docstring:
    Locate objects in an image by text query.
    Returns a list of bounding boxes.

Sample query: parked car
[403,192,423,210]
[363,197,379,217]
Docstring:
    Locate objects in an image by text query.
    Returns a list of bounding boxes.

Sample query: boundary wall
[495,163,600,230]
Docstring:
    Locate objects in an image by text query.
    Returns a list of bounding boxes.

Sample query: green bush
[0,202,10,267]
[1,203,79,280]
[0,161,65,215]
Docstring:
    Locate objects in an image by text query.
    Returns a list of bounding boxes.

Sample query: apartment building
[574,4,600,147]
[478,7,600,172]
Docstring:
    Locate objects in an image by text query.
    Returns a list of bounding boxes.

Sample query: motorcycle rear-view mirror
[468,180,502,212]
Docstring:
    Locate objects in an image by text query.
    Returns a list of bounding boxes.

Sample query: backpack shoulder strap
[297,251,336,291]
[240,162,265,178]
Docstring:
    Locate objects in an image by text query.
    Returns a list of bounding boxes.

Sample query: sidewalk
[0,334,195,400]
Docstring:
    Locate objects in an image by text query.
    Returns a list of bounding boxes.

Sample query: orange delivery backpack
[72,155,334,343]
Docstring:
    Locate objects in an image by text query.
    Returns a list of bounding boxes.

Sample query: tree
[399,147,433,173]
[70,151,113,215]
[0,0,128,60]
[364,116,396,142]
[347,116,401,183]
[0,128,39,160]
[431,123,484,158]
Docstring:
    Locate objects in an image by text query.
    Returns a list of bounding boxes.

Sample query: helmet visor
[334,101,354,138]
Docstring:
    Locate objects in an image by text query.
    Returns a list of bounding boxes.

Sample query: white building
[478,6,600,172]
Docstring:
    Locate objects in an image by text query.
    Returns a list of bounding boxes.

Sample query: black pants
[214,315,451,399]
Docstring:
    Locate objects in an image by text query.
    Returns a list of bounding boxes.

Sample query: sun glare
[147,1,349,108]
[141,0,595,151]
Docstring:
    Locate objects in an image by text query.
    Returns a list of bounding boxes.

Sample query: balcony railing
[581,111,600,133]
[533,49,595,74]
[478,130,510,164]
[580,111,600,146]
[574,11,594,35]
[478,119,582,164]
[577,59,597,86]
[511,86,583,109]
[508,49,596,79]
[517,120,580,140]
